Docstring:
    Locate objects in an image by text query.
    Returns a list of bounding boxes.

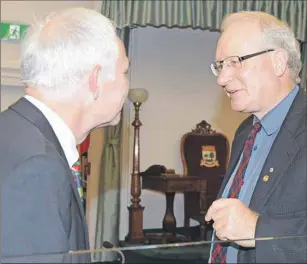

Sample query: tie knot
[72,160,81,172]
[252,122,262,133]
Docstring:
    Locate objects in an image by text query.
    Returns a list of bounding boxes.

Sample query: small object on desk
[161,173,182,177]
[162,169,184,177]
[139,164,167,177]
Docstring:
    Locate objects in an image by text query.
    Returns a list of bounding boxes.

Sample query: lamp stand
[126,102,146,243]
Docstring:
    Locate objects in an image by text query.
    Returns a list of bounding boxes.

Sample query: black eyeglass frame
[211,49,275,75]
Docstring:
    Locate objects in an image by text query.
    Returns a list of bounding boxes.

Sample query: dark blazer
[1,98,90,263]
[217,87,307,263]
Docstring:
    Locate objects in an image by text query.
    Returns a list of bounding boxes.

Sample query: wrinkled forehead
[216,20,264,61]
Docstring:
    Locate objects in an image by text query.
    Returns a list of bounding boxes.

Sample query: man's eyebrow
[214,59,223,63]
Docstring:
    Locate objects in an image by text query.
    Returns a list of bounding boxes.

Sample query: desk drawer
[142,177,206,193]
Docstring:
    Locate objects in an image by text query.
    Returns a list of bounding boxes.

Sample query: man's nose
[217,67,234,87]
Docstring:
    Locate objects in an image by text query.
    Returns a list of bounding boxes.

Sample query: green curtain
[301,43,307,90]
[93,27,130,262]
[94,124,121,261]
[102,0,307,89]
[102,0,307,41]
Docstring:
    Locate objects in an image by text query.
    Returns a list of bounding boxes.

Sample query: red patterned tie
[210,122,262,263]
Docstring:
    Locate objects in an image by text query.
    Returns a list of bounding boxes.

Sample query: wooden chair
[181,120,230,240]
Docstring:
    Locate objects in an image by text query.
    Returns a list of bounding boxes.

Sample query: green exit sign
[1,22,29,42]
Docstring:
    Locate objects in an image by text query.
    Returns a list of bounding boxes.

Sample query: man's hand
[205,198,259,247]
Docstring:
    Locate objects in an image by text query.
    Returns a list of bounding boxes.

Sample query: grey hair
[221,11,302,84]
[20,7,119,100]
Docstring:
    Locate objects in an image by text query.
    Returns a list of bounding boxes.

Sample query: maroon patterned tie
[210,122,262,263]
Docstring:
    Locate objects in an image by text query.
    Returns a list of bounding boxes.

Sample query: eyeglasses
[210,49,275,76]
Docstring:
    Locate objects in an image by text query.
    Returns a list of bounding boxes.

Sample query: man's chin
[110,114,121,125]
[97,114,121,128]
[231,101,246,112]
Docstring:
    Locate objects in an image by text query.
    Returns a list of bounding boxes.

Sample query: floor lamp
[126,88,148,243]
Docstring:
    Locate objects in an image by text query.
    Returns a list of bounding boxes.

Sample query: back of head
[20,7,119,101]
[221,11,302,84]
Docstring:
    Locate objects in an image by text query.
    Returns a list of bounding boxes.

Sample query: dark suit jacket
[1,98,90,263]
[216,87,307,263]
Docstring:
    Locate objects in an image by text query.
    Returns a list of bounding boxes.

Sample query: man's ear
[89,65,101,100]
[272,49,287,77]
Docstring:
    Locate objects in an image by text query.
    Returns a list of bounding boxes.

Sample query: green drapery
[102,0,307,88]
[102,0,306,39]
[301,42,307,90]
[94,27,130,262]
[94,124,121,261]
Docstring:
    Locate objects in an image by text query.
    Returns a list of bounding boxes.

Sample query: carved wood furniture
[142,174,206,242]
[181,120,230,240]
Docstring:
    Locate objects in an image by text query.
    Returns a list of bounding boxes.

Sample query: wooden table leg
[162,192,176,235]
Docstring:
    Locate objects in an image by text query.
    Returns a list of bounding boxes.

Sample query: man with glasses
[205,11,306,263]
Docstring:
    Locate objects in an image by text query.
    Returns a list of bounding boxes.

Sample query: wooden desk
[142,174,207,239]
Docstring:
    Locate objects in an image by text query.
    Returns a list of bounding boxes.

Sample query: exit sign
[1,22,29,42]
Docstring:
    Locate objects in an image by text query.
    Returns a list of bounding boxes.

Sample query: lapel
[217,115,254,198]
[249,88,306,212]
[9,98,87,229]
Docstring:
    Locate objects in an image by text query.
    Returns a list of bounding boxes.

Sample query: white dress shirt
[24,95,79,168]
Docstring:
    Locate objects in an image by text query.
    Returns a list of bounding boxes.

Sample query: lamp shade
[128,88,148,104]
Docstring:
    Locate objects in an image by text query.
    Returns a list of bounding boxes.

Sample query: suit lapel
[217,116,253,198]
[249,88,306,212]
[9,98,87,229]
[249,129,300,211]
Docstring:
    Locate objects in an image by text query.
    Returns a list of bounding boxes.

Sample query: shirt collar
[254,85,300,135]
[24,95,79,167]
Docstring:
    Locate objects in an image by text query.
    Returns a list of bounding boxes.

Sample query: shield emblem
[200,145,220,167]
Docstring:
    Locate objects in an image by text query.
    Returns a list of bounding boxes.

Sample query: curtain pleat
[102,0,307,42]
[301,43,307,90]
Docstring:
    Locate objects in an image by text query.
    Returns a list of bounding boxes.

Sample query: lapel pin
[269,168,274,172]
[263,175,270,182]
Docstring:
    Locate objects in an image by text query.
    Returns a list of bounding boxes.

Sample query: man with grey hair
[1,7,129,263]
[206,11,306,263]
